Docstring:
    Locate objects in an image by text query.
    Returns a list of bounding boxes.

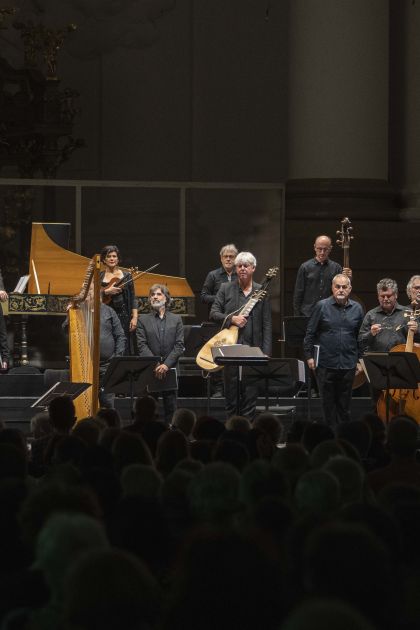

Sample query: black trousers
[223,365,259,420]
[316,367,355,426]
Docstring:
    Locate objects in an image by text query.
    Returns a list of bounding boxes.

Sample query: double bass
[376,302,420,423]
[336,216,365,388]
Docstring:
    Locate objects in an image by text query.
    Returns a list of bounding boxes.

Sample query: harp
[68,254,101,420]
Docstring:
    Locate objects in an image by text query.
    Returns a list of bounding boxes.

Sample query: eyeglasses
[412,286,420,290]
[315,247,331,252]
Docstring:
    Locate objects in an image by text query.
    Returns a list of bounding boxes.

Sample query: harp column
[286,0,393,221]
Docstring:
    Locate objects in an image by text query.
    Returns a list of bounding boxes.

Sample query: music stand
[102,356,160,417]
[31,381,91,409]
[212,344,268,416]
[282,316,309,347]
[281,316,317,420]
[361,352,420,424]
[245,358,306,411]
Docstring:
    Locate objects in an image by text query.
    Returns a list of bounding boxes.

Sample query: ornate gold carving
[14,21,77,79]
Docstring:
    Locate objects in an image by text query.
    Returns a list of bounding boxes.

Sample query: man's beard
[151,299,166,311]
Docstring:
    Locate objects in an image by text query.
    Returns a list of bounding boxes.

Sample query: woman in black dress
[100,245,138,354]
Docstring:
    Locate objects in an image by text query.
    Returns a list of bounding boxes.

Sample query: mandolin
[196,266,278,372]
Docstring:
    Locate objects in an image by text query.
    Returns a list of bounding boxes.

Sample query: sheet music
[13,275,30,294]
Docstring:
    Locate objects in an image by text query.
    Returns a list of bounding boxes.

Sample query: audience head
[133,395,158,425]
[294,469,341,516]
[63,549,159,630]
[225,415,252,433]
[188,462,241,525]
[171,408,196,438]
[324,455,365,505]
[254,412,283,445]
[30,411,52,438]
[95,408,121,428]
[387,417,418,458]
[48,395,76,433]
[301,422,334,453]
[336,420,372,460]
[156,429,189,477]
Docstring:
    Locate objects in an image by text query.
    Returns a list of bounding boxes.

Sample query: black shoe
[212,388,224,398]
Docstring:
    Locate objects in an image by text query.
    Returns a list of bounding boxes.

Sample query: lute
[196,266,278,372]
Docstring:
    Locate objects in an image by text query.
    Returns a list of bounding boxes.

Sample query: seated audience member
[188,462,241,528]
[301,422,335,453]
[323,455,365,506]
[120,464,163,499]
[112,432,154,476]
[272,443,309,491]
[254,412,283,446]
[129,395,159,430]
[30,412,52,439]
[72,418,102,447]
[368,416,420,494]
[294,469,341,516]
[361,412,389,469]
[212,438,249,472]
[302,522,396,630]
[281,598,376,630]
[62,549,160,630]
[192,416,225,442]
[95,408,121,429]
[31,395,76,475]
[336,420,372,466]
[240,460,290,510]
[171,408,196,441]
[225,415,252,433]
[156,429,189,477]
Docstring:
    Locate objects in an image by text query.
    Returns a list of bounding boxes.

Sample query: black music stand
[282,316,309,347]
[31,381,91,409]
[212,345,268,416]
[362,352,420,424]
[102,356,160,418]
[245,358,306,412]
[281,316,317,420]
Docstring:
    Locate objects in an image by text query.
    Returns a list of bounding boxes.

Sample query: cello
[376,301,420,423]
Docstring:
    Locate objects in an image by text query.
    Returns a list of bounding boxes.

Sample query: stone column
[287,0,393,221]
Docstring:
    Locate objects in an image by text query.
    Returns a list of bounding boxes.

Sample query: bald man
[293,235,347,317]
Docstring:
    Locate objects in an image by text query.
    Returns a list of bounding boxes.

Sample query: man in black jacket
[200,243,238,397]
[210,252,272,420]
[136,284,184,423]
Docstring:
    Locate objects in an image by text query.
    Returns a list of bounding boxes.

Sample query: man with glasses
[358,278,410,354]
[201,244,238,310]
[293,235,346,317]
[304,274,364,426]
[358,277,418,405]
[407,275,420,307]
